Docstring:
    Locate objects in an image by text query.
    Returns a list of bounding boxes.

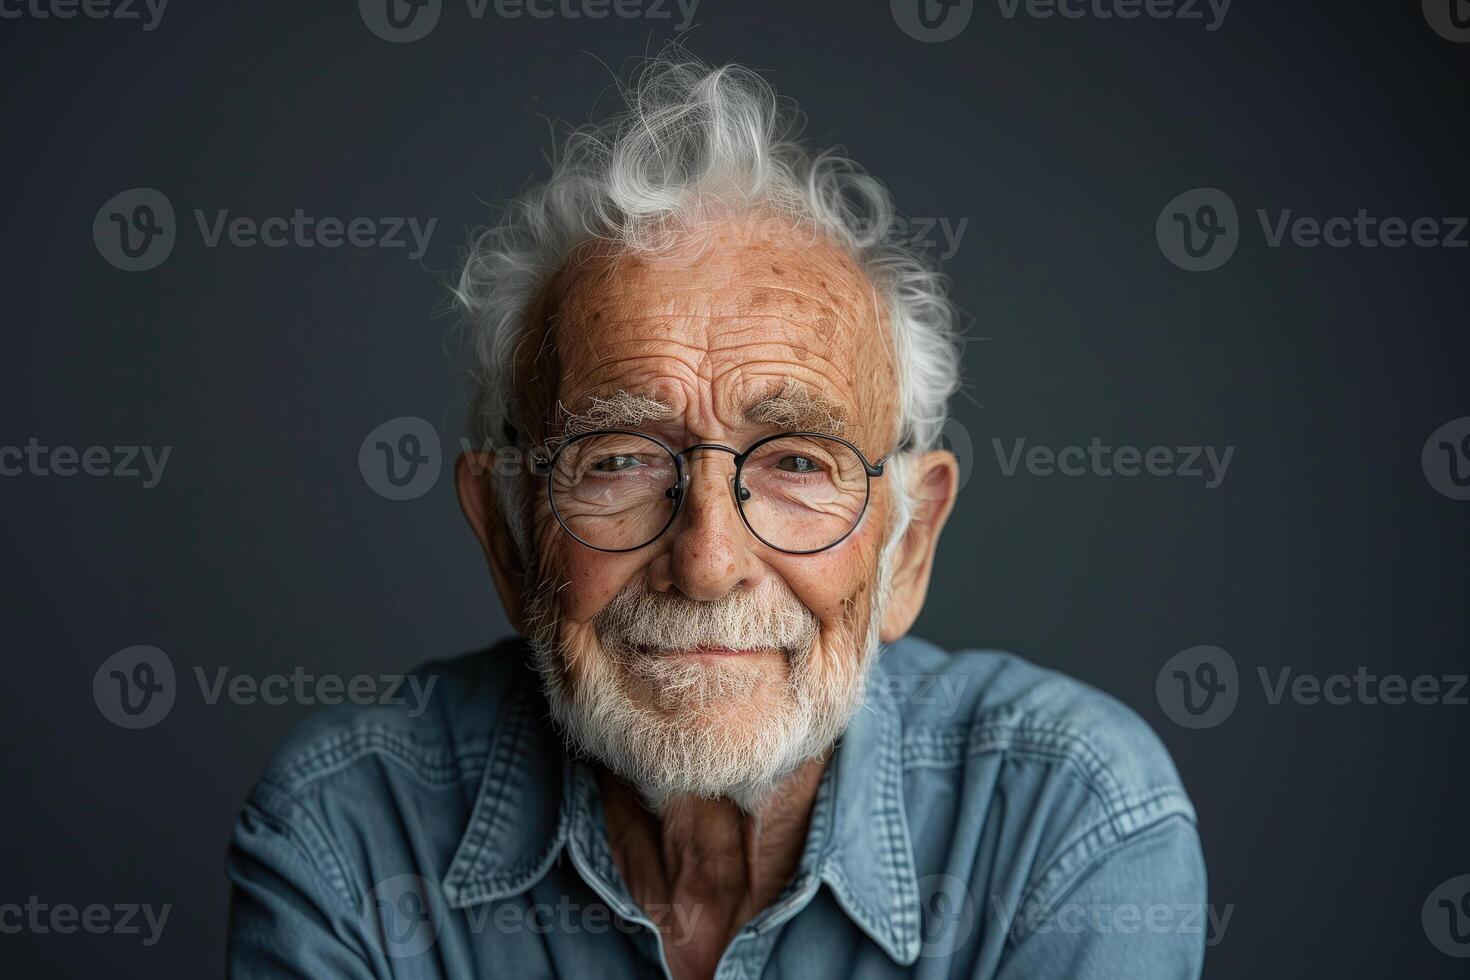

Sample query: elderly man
[227,54,1206,980]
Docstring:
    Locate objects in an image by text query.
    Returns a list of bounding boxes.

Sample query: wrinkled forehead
[515,220,898,447]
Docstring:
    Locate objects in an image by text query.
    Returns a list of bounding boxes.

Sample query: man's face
[498,217,908,806]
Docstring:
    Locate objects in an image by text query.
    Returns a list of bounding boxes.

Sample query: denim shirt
[226,636,1207,978]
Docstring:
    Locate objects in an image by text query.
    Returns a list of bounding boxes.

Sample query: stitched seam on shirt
[903,725,1131,812]
[454,676,536,884]
[1008,792,1197,944]
[265,729,487,791]
[823,861,888,939]
[244,783,360,911]
[874,707,909,950]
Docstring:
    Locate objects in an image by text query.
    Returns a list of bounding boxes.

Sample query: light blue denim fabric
[227,635,1207,978]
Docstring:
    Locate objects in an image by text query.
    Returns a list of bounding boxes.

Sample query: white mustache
[594,578,820,656]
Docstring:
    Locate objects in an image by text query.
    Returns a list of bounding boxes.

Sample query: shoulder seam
[242,781,363,912]
[1010,793,1199,945]
[263,727,489,794]
[904,719,1142,811]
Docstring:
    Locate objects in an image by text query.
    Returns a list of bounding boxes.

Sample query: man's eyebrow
[742,384,849,438]
[554,391,676,442]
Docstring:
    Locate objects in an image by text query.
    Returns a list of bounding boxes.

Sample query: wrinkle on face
[516,213,902,705]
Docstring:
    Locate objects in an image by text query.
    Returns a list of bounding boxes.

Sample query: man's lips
[634,644,766,657]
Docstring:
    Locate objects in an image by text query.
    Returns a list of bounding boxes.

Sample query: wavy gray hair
[453,49,960,552]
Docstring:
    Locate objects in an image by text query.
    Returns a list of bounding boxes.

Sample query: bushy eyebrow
[742,383,848,438]
[555,391,675,442]
[554,382,850,443]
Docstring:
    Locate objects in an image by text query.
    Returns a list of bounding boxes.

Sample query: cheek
[531,506,652,624]
[770,508,887,635]
[558,552,651,622]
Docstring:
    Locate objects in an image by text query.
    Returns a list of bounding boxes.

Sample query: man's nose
[651,455,764,601]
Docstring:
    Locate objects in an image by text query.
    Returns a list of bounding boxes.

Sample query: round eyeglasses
[532,430,897,555]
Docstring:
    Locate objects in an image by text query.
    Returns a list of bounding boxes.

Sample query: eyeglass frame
[531,428,903,556]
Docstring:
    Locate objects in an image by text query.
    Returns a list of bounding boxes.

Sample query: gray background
[1,0,1467,975]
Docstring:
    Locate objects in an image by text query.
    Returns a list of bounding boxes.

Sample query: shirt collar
[440,653,922,965]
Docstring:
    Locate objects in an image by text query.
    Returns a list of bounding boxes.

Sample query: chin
[538,642,850,815]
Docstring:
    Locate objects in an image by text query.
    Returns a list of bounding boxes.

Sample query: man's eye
[776,455,822,473]
[591,455,641,472]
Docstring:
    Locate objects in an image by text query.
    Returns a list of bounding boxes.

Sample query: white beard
[524,565,890,814]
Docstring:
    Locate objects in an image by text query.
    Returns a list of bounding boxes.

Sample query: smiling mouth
[635,644,769,658]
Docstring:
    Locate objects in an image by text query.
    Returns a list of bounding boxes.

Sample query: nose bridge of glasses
[679,442,742,461]
[670,445,749,505]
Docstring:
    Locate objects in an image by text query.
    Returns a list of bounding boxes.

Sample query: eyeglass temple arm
[870,434,916,476]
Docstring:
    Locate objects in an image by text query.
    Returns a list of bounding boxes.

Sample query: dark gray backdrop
[1,0,1467,976]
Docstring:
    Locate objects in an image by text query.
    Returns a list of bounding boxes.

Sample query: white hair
[452,48,961,549]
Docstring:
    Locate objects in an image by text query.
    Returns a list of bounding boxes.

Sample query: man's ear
[879,449,960,643]
[455,451,529,633]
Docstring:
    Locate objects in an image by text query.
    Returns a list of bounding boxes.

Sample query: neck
[599,759,826,979]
